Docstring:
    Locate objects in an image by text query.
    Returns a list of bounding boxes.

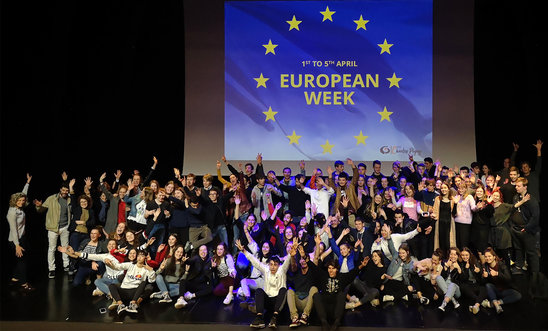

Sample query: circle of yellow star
[378,107,394,122]
[263,39,278,55]
[320,6,336,22]
[354,15,369,31]
[263,106,278,122]
[353,131,369,145]
[320,139,335,154]
[286,130,302,145]
[254,73,270,88]
[378,39,393,54]
[386,72,402,88]
[286,15,302,31]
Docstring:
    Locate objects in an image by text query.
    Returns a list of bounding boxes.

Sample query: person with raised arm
[7,173,33,290]
[34,173,74,278]
[236,237,292,329]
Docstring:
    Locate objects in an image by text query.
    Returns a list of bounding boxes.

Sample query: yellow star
[263,106,278,122]
[262,39,278,55]
[353,15,369,31]
[320,139,335,154]
[378,107,394,122]
[353,131,369,145]
[286,15,302,31]
[320,6,336,22]
[386,72,402,88]
[254,73,270,88]
[286,130,302,145]
[378,39,393,54]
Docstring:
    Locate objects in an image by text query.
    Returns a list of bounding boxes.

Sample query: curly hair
[9,192,28,208]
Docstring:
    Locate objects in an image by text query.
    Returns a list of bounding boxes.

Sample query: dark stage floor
[1,271,547,330]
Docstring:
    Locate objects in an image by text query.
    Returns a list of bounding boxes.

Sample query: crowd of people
[6,140,543,330]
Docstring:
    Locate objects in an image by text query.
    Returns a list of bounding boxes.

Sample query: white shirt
[303,186,335,217]
[244,250,290,297]
[371,229,419,261]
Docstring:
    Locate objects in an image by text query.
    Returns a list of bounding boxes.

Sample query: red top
[117,200,127,223]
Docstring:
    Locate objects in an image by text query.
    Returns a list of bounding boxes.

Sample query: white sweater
[116,262,156,289]
[244,250,290,297]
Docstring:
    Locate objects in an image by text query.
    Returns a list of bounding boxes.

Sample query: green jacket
[37,193,72,232]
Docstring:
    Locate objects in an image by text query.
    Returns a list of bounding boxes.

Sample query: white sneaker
[174,296,188,309]
[370,298,380,307]
[223,293,233,305]
[402,295,409,301]
[159,292,172,303]
[92,288,104,297]
[345,302,356,310]
[451,298,460,309]
[481,299,491,308]
[419,297,430,305]
[183,292,195,301]
[150,291,164,299]
[108,299,119,311]
[349,295,360,303]
[469,305,479,315]
[383,295,394,302]
[438,301,447,312]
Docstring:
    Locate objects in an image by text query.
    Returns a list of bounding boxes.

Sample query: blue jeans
[73,261,105,287]
[212,225,228,246]
[485,283,522,304]
[94,277,119,295]
[148,223,166,256]
[435,276,461,299]
[156,274,180,297]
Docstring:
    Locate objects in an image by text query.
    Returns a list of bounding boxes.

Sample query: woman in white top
[6,174,32,290]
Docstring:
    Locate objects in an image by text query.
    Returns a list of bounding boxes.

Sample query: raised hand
[61,171,68,181]
[99,172,107,184]
[114,170,122,181]
[33,199,43,207]
[299,160,305,169]
[235,239,245,252]
[533,139,543,151]
[26,173,32,184]
[174,168,181,179]
[85,177,93,188]
[216,160,222,170]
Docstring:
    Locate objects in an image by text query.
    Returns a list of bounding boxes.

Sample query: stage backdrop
[183,0,475,175]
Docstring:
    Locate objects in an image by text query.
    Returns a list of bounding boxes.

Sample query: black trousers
[179,277,212,298]
[511,228,539,272]
[455,223,471,250]
[410,273,436,300]
[382,279,412,299]
[10,236,28,283]
[109,281,147,303]
[460,282,487,304]
[313,292,346,327]
[352,278,379,304]
[255,287,287,314]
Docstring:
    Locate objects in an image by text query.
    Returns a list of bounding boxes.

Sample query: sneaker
[48,270,55,279]
[183,292,195,301]
[451,298,460,309]
[494,301,503,314]
[159,292,172,303]
[117,303,127,315]
[298,314,309,326]
[125,302,138,313]
[68,269,75,276]
[345,301,356,310]
[370,299,380,307]
[108,300,119,311]
[150,291,164,299]
[289,316,300,328]
[349,295,360,303]
[511,265,524,275]
[92,289,104,297]
[469,305,479,315]
[438,301,447,312]
[481,299,491,308]
[223,293,233,305]
[250,314,265,329]
[63,267,70,272]
[174,296,188,309]
[402,295,409,301]
[268,314,278,328]
[383,295,394,302]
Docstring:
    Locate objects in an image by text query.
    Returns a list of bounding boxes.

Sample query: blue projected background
[225,0,433,161]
